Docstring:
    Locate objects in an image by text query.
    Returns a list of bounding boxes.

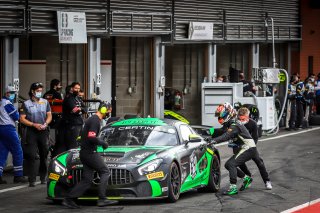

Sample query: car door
[178,124,207,191]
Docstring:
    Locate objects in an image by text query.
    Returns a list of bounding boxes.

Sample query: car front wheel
[167,162,181,202]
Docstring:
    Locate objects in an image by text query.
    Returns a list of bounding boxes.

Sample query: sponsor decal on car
[49,173,60,181]
[190,151,197,179]
[146,171,164,180]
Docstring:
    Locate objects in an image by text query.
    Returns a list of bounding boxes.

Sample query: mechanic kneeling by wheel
[62,101,117,209]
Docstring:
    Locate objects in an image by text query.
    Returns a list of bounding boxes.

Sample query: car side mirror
[188,134,202,143]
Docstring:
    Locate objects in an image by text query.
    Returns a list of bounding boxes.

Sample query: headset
[98,101,111,114]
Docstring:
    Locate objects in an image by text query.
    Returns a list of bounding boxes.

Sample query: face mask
[310,78,315,83]
[73,91,79,96]
[9,94,15,102]
[35,92,42,99]
[238,115,249,125]
[217,80,223,83]
[239,120,249,125]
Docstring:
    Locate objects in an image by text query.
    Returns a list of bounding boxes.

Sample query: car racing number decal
[49,173,60,181]
[190,151,197,179]
[146,171,164,180]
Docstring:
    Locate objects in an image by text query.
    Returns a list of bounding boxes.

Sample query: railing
[174,22,302,42]
[0,6,26,33]
[110,10,173,35]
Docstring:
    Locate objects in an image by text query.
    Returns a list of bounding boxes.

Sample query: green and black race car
[47,118,221,203]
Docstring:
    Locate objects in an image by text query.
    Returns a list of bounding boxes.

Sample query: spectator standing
[0,86,28,184]
[295,78,305,128]
[20,82,52,187]
[285,75,298,130]
[43,79,62,100]
[304,74,315,125]
[315,73,320,114]
[239,71,257,96]
[55,82,86,156]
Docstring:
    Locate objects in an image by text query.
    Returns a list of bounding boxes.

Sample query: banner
[188,22,213,40]
[57,11,87,44]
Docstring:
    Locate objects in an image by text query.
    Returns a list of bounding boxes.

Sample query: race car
[47,118,221,203]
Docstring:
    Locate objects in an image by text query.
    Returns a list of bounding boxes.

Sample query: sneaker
[240,176,253,191]
[97,199,118,207]
[13,176,28,184]
[265,181,272,190]
[62,198,80,209]
[0,177,7,184]
[29,182,36,187]
[223,184,238,195]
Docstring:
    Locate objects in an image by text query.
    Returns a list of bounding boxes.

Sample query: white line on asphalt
[0,181,40,194]
[215,126,320,147]
[281,198,320,213]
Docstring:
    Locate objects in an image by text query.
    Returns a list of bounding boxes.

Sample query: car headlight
[138,159,163,175]
[53,160,67,176]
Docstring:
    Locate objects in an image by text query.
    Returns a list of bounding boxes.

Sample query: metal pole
[265,17,276,68]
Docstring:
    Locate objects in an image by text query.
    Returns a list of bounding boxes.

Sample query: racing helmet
[215,102,236,125]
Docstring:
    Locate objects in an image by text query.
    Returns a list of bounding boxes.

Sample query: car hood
[98,146,172,165]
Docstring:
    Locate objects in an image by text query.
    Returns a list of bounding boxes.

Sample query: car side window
[180,125,193,142]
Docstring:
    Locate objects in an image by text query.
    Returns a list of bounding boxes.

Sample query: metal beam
[153,37,165,118]
[87,37,101,99]
[207,43,217,82]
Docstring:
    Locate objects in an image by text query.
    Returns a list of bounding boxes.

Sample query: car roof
[110,117,184,127]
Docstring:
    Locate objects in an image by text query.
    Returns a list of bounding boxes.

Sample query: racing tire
[167,162,181,203]
[204,154,221,192]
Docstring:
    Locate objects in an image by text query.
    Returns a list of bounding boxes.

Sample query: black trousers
[316,96,320,115]
[22,127,49,182]
[68,151,110,199]
[52,124,82,157]
[295,100,304,128]
[234,146,270,183]
[233,147,251,178]
[289,100,297,128]
[226,147,269,184]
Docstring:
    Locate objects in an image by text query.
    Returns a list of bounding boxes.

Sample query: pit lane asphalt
[0,127,319,213]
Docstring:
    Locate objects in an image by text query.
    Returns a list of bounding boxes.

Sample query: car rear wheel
[205,154,221,192]
[167,162,181,203]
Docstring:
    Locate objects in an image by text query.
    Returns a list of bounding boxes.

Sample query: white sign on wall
[57,11,87,44]
[188,22,214,40]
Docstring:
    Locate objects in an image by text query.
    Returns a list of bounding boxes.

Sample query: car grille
[69,168,134,186]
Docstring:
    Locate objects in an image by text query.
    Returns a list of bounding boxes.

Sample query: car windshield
[100,125,178,146]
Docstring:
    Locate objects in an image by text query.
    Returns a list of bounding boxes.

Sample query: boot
[13,176,28,184]
[0,176,7,184]
[62,198,80,209]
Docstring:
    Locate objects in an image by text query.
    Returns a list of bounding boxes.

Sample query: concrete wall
[165,44,205,125]
[19,36,82,95]
[115,37,148,118]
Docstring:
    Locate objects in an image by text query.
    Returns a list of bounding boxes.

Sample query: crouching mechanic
[209,103,257,195]
[62,101,117,208]
[237,107,272,190]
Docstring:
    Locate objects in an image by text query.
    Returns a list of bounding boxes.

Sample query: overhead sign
[57,11,87,44]
[188,22,213,40]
